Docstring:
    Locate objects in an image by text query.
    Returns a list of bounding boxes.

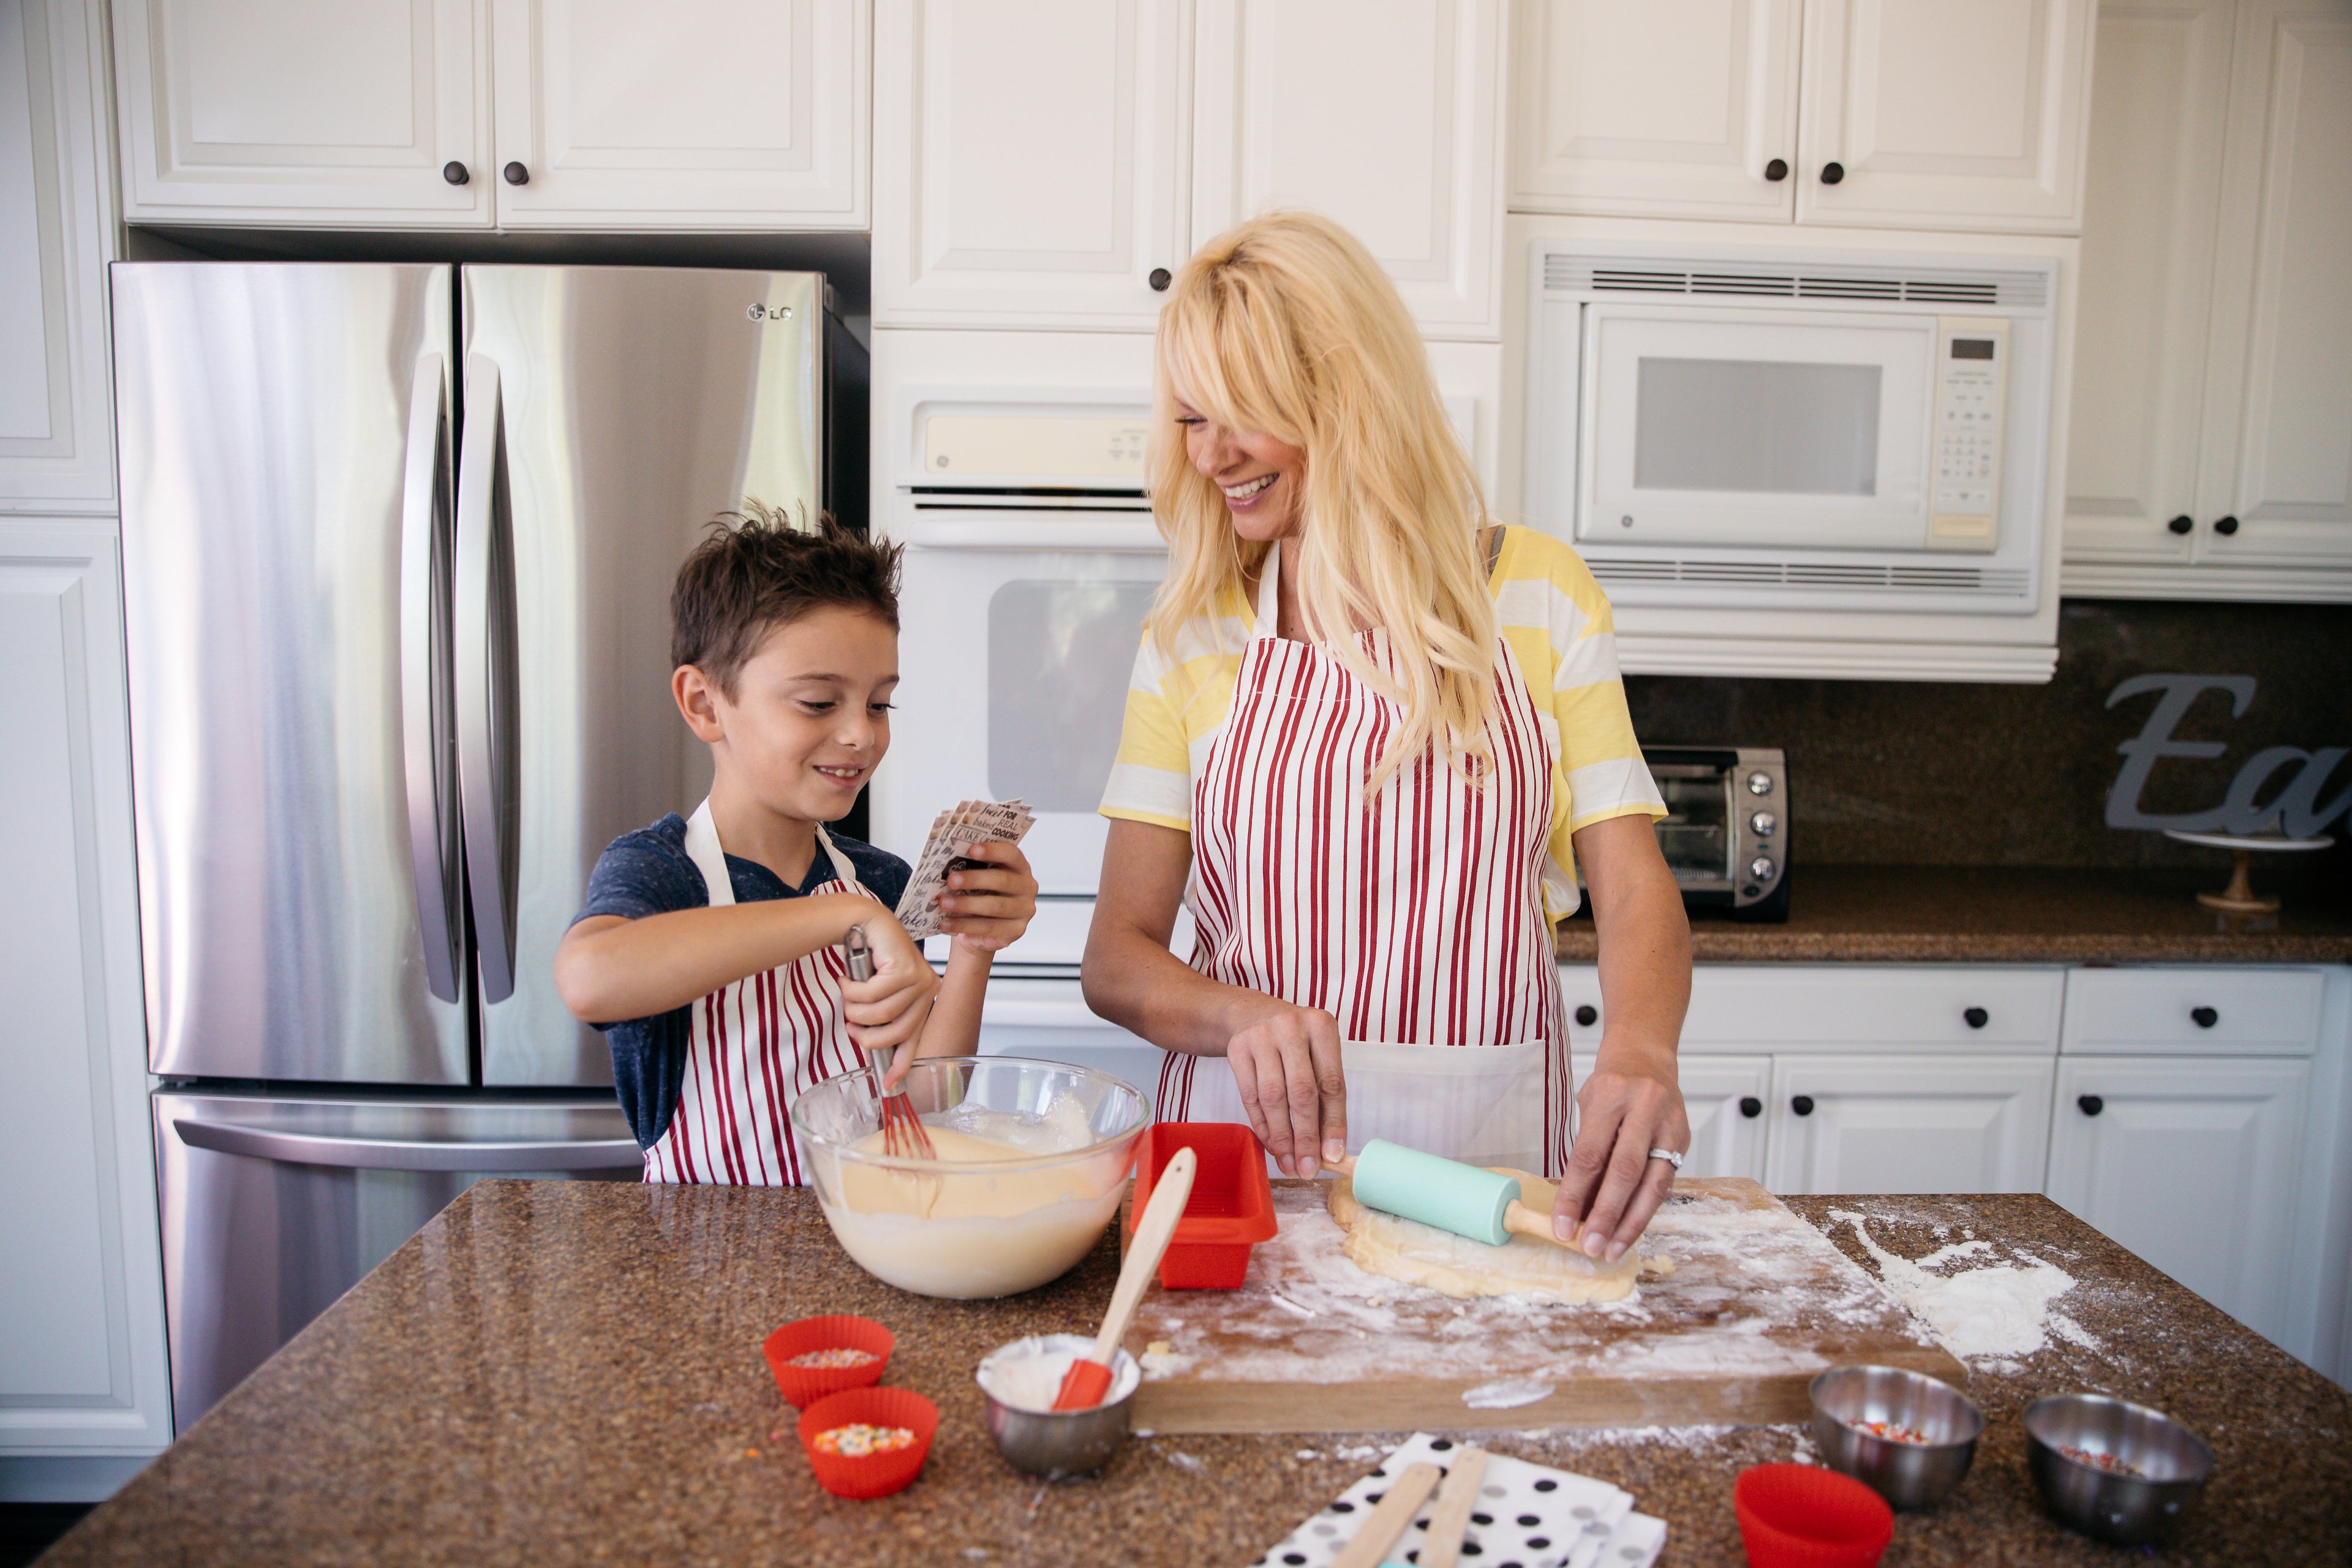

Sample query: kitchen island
[42,1182,2352,1567]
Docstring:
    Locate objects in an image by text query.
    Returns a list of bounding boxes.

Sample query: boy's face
[677,605,897,824]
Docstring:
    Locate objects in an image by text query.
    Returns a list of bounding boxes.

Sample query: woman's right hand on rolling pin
[1225,999,1348,1177]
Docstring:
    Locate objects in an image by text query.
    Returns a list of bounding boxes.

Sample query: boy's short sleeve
[575,822,708,924]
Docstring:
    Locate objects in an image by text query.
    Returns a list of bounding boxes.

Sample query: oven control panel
[1927,317,2008,554]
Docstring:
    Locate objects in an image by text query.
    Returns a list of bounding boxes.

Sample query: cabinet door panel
[2046,1056,2307,1343]
[875,0,1191,328]
[1797,0,2093,232]
[1766,1054,2054,1195]
[0,524,172,1453]
[1678,1055,1772,1182]
[1196,0,1502,334]
[111,0,494,224]
[490,0,866,227]
[1509,0,1800,222]
[2062,0,2234,564]
[2199,3,2352,567]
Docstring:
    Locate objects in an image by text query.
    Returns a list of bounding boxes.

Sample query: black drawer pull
[2078,1095,2104,1117]
[1740,1096,1763,1119]
[1148,267,1172,291]
[1574,1004,1599,1027]
[2191,1006,2218,1028]
[1963,1006,1989,1029]
[1791,1095,1815,1117]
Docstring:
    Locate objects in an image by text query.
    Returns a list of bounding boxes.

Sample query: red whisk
[843,927,937,1160]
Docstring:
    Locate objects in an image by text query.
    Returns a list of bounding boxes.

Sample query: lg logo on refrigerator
[746,303,795,322]
[2106,674,2350,837]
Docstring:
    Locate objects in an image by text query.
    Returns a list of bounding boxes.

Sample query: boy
[555,509,1037,1183]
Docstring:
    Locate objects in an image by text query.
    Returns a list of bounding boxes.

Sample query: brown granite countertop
[43,1182,2352,1567]
[1556,864,2352,965]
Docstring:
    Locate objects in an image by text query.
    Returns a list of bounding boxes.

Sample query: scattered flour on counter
[1462,1377,1555,1409]
[1830,1208,2078,1363]
[1165,1450,1207,1474]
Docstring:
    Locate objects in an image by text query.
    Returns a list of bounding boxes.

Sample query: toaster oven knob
[1751,811,1776,837]
[1746,771,1774,796]
[1748,856,1777,883]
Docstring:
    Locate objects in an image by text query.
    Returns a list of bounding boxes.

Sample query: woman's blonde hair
[1147,210,1496,792]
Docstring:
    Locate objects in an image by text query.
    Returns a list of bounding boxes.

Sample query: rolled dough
[1327,1169,1670,1305]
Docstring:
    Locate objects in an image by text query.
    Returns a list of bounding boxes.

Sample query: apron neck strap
[682,799,862,910]
[1252,540,1282,638]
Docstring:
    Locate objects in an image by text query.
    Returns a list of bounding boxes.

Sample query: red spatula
[1052,1144,1197,1411]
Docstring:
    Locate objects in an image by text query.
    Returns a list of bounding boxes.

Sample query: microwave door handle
[171,1117,643,1172]
[400,355,462,1004]
[455,354,519,1004]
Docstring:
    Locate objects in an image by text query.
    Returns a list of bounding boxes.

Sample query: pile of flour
[1829,1208,2095,1363]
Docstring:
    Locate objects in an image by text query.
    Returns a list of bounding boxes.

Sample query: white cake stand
[2163,828,2335,914]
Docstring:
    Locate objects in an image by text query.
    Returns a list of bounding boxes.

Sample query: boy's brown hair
[671,503,902,695]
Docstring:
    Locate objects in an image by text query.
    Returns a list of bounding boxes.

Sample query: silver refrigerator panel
[114,263,471,1084]
[153,1091,640,1432]
[458,266,826,1085]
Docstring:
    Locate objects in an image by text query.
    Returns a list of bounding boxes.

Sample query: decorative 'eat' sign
[2106,674,2350,837]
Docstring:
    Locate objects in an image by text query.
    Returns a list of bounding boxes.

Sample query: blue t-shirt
[571,813,911,1150]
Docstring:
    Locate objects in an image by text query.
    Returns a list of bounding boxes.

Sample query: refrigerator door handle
[455,353,521,1004]
[171,1117,643,1172]
[401,353,463,1004]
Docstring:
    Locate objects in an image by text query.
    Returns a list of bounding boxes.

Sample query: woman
[1082,212,1694,1261]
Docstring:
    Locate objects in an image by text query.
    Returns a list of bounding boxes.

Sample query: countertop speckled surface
[1556,864,2352,965]
[42,1182,2352,1567]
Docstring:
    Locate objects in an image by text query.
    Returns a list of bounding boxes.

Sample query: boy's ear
[673,665,728,744]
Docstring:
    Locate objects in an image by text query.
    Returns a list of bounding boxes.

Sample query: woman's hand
[1225,999,1349,1177]
[938,840,1039,954]
[841,910,938,1061]
[1551,1045,1689,1260]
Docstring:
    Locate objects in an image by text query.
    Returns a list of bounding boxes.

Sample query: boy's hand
[840,910,938,1065]
[938,840,1039,954]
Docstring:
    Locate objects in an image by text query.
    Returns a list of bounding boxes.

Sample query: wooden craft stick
[1419,1447,1491,1568]
[1327,1460,1442,1568]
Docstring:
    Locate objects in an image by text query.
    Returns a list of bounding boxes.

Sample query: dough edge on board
[1327,1169,1672,1305]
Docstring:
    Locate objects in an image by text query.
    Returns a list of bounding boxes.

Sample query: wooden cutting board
[1125,1177,1962,1434]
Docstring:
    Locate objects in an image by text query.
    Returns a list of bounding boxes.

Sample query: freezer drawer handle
[172,1118,643,1172]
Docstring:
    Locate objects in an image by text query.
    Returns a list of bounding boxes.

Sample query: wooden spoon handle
[1419,1448,1490,1568]
[1091,1146,1196,1367]
[1329,1461,1443,1568]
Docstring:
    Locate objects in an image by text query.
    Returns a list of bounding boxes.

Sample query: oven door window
[987,579,1160,812]
[1652,771,1733,888]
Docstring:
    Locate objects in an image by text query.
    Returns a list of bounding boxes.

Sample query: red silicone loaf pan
[1129,1123,1277,1289]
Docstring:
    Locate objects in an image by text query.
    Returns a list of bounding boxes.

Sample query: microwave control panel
[1927,317,2009,552]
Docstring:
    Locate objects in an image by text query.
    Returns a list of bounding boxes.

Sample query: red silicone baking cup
[763,1315,893,1409]
[1735,1463,1894,1568]
[797,1386,939,1500]
[1129,1123,1277,1289]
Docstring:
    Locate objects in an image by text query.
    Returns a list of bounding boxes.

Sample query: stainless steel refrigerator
[112,262,865,1431]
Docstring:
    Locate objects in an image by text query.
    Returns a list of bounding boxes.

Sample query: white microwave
[1524,244,2058,615]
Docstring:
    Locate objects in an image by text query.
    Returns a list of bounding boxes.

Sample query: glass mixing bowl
[791,1057,1148,1299]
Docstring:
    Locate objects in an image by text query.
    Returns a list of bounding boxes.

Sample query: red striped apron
[1160,544,1572,1175]
[642,799,877,1186]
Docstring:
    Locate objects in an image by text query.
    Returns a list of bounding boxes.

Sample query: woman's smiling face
[1177,402,1307,542]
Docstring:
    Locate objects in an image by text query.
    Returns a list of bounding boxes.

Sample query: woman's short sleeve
[1098,635,1196,831]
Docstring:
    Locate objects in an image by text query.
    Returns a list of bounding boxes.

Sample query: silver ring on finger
[1647,1147,1684,1169]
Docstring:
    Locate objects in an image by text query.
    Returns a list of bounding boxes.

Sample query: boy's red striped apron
[1159,543,1572,1175]
[642,799,878,1185]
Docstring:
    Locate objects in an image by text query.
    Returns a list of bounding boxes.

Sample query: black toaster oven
[1643,746,1789,921]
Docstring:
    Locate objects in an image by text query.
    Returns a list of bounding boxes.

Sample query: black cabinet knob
[1963,1006,1989,1030]
[2078,1094,2104,1117]
[442,160,470,186]
[2213,514,2239,535]
[1791,1095,1815,1117]
[1820,161,1845,184]
[1148,267,1172,292]
[1765,157,1789,181]
[503,161,530,186]
[2192,1006,2218,1028]
[2166,514,2193,535]
[1574,1004,1599,1027]
[1740,1096,1763,1119]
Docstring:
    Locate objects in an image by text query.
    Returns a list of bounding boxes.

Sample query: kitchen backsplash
[1626,599,2351,892]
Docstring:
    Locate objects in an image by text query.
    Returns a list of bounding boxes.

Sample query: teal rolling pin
[1333,1139,1567,1250]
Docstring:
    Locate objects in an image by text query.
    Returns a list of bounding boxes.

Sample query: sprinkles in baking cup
[764,1314,893,1408]
[797,1387,938,1499]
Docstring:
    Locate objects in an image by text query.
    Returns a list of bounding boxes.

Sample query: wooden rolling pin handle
[1327,1460,1444,1568]
[1504,1199,1574,1249]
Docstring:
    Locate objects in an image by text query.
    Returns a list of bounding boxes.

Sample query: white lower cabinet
[1766,1054,2057,1196]
[1676,1055,1772,1183]
[2046,1055,2309,1345]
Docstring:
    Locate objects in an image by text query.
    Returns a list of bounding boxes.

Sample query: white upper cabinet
[1,0,117,511]
[1797,0,2094,231]
[1193,0,1504,334]
[1508,0,2095,234]
[1510,0,1802,222]
[489,0,868,228]
[113,0,495,224]
[872,0,1193,330]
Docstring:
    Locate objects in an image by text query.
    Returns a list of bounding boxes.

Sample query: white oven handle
[899,516,1166,552]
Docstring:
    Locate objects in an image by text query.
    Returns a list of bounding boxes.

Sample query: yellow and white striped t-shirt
[1098,526,1667,923]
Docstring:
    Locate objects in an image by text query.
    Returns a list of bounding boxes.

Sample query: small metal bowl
[2024,1393,2214,1546]
[1809,1364,1984,1510]
[977,1334,1139,1480]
